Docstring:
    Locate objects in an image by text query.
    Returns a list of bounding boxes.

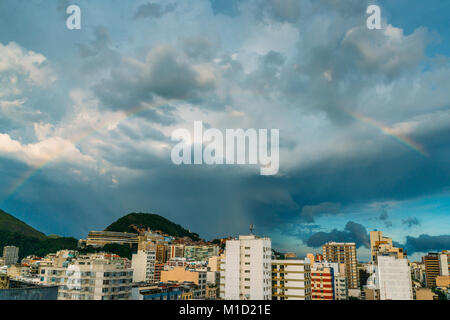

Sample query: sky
[0,0,450,262]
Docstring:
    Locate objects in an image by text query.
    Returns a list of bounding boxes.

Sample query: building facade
[376,255,413,300]
[184,245,219,262]
[423,251,450,287]
[131,250,156,283]
[160,266,206,298]
[322,242,359,289]
[85,231,138,247]
[272,259,311,300]
[220,235,272,300]
[2,246,19,266]
[39,253,133,300]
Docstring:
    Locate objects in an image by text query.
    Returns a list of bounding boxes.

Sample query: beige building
[436,275,450,288]
[208,256,221,272]
[415,288,437,300]
[362,288,380,300]
[370,231,405,263]
[7,264,30,279]
[161,266,206,298]
[322,242,359,289]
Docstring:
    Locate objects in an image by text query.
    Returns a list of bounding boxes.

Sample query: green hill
[0,209,78,259]
[0,209,46,240]
[105,212,200,241]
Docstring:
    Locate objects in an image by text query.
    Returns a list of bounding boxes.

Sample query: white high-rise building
[220,235,271,300]
[376,255,413,300]
[131,250,156,283]
[2,246,19,266]
[439,253,449,276]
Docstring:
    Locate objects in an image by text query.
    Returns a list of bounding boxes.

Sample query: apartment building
[272,259,311,300]
[310,264,334,300]
[131,250,156,283]
[2,246,19,266]
[220,235,272,300]
[85,231,138,247]
[322,242,359,289]
[376,255,413,300]
[423,252,449,288]
[168,244,185,259]
[184,245,219,261]
[370,231,405,263]
[39,252,133,300]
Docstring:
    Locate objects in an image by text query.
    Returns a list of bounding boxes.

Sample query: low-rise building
[161,266,206,298]
[0,276,58,300]
[415,288,437,300]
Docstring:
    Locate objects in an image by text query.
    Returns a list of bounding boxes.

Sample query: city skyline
[1,0,450,264]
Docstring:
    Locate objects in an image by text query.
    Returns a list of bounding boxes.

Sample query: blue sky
[0,0,450,262]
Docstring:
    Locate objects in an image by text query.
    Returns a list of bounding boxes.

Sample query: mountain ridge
[105,212,201,241]
[0,209,46,240]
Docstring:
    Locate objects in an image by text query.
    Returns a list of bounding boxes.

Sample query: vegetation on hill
[0,230,78,259]
[105,212,200,241]
[0,209,46,240]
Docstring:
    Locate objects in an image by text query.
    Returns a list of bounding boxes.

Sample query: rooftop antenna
[249,224,255,235]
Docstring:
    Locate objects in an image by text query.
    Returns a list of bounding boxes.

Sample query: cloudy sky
[1,0,450,261]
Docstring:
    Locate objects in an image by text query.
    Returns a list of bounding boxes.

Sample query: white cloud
[0,133,93,167]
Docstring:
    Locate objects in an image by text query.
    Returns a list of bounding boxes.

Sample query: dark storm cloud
[94,45,215,111]
[306,221,369,248]
[300,202,341,223]
[403,234,450,254]
[402,217,420,228]
[133,2,177,20]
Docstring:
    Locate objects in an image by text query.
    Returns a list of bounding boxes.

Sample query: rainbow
[2,101,171,203]
[347,110,429,157]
